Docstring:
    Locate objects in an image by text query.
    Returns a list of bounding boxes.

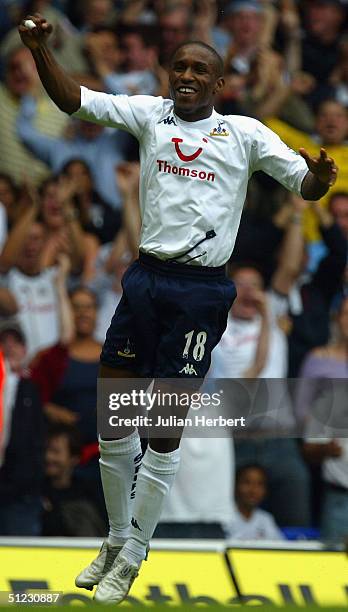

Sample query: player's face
[169,45,224,121]
[236,469,267,510]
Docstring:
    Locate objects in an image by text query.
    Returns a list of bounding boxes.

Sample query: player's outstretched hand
[299,147,338,187]
[18,13,53,50]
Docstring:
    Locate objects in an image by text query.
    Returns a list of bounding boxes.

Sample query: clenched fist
[18,14,53,50]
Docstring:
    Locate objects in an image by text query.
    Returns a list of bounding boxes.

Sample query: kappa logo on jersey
[117,338,135,358]
[179,363,198,376]
[159,115,177,126]
[172,137,208,162]
[210,120,229,137]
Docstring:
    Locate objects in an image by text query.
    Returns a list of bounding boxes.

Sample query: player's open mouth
[176,87,197,95]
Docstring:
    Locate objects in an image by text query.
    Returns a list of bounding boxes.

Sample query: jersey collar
[173,108,218,129]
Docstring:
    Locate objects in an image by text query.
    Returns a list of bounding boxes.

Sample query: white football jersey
[74,89,308,267]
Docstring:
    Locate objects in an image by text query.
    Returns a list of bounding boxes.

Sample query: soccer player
[19,14,338,604]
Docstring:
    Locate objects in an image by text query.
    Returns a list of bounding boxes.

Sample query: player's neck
[174,105,214,122]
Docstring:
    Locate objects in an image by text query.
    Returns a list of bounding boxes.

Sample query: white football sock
[122,445,180,565]
[99,431,142,547]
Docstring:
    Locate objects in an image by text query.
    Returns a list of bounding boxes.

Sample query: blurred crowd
[0,0,348,543]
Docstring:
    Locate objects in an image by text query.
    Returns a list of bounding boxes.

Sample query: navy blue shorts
[100,252,236,378]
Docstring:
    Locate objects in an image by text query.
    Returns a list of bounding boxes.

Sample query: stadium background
[0,0,348,607]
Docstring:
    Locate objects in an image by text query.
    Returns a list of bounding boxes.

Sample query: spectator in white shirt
[224,464,284,541]
[0,223,73,361]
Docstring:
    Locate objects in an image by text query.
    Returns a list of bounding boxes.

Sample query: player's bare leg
[75,365,143,591]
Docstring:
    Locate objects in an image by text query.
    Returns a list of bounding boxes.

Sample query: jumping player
[19,15,338,604]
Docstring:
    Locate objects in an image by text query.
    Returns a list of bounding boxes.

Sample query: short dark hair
[236,463,268,485]
[46,423,82,458]
[170,41,224,77]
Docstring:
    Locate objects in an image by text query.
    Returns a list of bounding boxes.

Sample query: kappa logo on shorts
[117,338,135,358]
[179,363,198,376]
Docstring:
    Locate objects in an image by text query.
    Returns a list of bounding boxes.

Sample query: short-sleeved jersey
[74,89,308,267]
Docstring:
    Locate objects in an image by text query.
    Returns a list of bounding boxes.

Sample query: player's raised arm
[251,121,338,202]
[299,147,338,201]
[18,14,81,114]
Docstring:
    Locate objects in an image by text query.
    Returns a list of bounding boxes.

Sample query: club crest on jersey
[172,137,208,162]
[159,115,177,126]
[210,120,229,137]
